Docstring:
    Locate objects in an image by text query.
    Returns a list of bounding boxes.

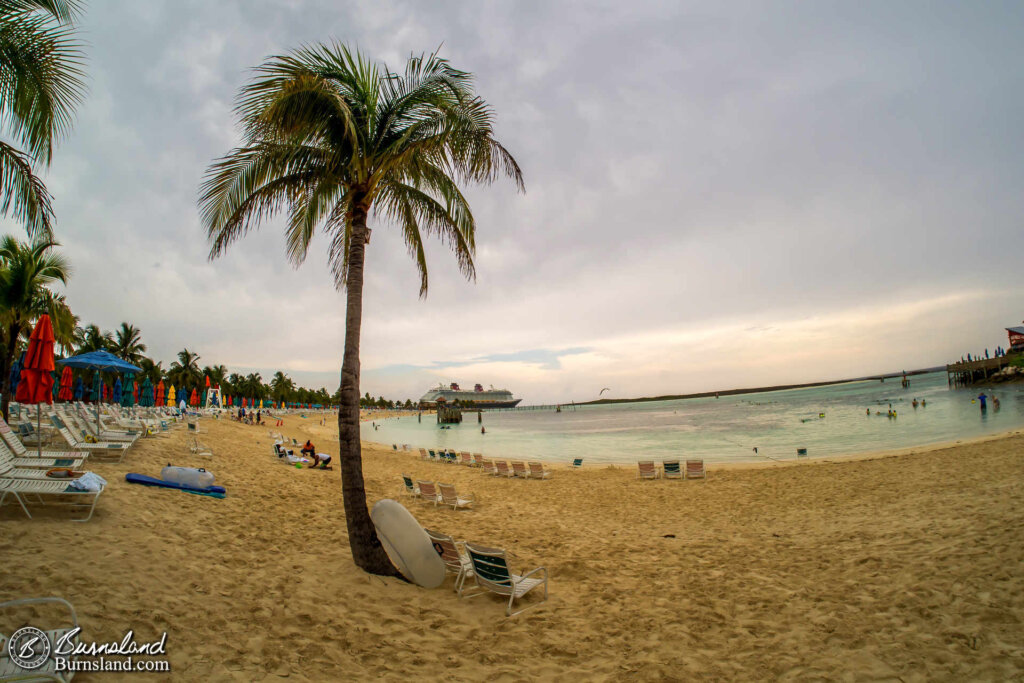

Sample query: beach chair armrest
[518,566,547,582]
[0,596,79,628]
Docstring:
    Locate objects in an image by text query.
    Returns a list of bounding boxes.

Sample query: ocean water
[361,372,1024,464]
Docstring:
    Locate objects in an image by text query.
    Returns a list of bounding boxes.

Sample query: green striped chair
[464,543,548,617]
[662,460,682,479]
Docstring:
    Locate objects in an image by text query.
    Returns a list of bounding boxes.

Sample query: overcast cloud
[7,0,1022,403]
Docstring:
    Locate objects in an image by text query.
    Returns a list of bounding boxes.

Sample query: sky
[6,0,1024,404]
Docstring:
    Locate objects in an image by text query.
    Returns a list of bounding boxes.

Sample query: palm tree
[270,370,294,404]
[168,348,201,392]
[76,323,112,353]
[43,291,77,355]
[113,322,146,364]
[0,0,86,238]
[200,45,522,575]
[136,357,163,387]
[0,235,70,418]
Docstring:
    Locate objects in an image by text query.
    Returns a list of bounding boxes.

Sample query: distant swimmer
[752,447,758,454]
[921,399,926,407]
[994,396,1001,410]
[912,399,918,408]
[866,408,870,416]
[481,426,486,434]
[978,393,988,410]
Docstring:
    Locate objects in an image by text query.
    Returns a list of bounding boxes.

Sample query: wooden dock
[946,357,1012,387]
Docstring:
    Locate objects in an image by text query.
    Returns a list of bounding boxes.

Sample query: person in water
[978,393,988,410]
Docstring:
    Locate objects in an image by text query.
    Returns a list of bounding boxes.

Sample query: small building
[1008,326,1024,352]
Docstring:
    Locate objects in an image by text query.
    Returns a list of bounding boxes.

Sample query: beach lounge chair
[0,418,86,462]
[428,449,437,461]
[686,459,706,480]
[0,435,84,469]
[471,453,483,467]
[417,480,440,505]
[511,461,529,478]
[425,528,473,597]
[637,461,659,480]
[494,461,514,478]
[662,460,682,479]
[463,542,548,617]
[0,474,105,522]
[570,458,583,468]
[189,434,213,457]
[419,448,429,460]
[527,462,551,480]
[479,459,496,475]
[0,597,80,678]
[459,452,473,466]
[400,475,419,496]
[49,416,129,463]
[437,483,475,510]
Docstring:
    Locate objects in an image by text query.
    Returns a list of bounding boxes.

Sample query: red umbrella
[15,315,55,456]
[189,388,198,406]
[57,366,73,401]
[242,397,247,408]
[133,381,139,402]
[205,375,210,387]
[156,380,165,406]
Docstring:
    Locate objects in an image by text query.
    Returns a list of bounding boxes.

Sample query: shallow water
[361,372,1024,464]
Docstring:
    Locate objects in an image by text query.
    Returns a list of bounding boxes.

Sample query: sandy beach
[2,415,1023,681]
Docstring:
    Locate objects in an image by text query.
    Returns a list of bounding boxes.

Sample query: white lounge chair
[527,462,551,480]
[662,460,682,479]
[464,543,548,617]
[0,474,104,522]
[49,415,130,462]
[437,483,475,510]
[637,461,659,480]
[0,597,80,677]
[425,528,473,596]
[189,434,213,457]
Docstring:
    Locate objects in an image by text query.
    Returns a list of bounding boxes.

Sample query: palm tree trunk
[338,202,402,577]
[0,319,22,422]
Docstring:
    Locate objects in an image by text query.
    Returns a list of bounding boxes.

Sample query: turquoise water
[361,372,1024,464]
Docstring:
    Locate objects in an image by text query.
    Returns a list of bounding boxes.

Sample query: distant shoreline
[574,367,944,407]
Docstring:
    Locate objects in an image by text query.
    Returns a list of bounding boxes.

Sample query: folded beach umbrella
[112,377,122,404]
[155,380,164,406]
[241,397,247,408]
[205,375,210,388]
[58,366,73,401]
[90,373,100,402]
[167,384,176,406]
[121,374,134,407]
[73,376,83,400]
[201,389,207,406]
[189,388,198,406]
[15,315,55,456]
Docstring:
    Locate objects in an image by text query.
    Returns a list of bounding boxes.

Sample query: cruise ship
[418,383,522,409]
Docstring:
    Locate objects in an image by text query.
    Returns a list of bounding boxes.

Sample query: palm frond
[0,139,52,239]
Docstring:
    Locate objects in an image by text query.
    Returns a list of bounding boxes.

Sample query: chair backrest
[472,453,482,465]
[663,460,681,474]
[495,461,510,475]
[419,448,428,459]
[572,458,583,467]
[511,461,527,476]
[529,462,546,475]
[425,528,463,572]
[465,543,513,590]
[686,460,705,477]
[401,475,416,493]
[428,450,436,458]
[0,419,27,455]
[437,483,458,504]
[417,481,436,498]
[460,452,472,465]
[638,461,656,477]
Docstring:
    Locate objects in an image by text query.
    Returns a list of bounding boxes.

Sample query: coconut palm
[168,348,201,391]
[0,0,86,238]
[75,323,112,353]
[200,44,522,575]
[113,322,146,364]
[270,370,294,404]
[137,357,163,387]
[0,235,70,418]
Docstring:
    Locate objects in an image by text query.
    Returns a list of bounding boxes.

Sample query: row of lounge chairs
[401,476,475,509]
[426,528,547,617]
[637,459,706,480]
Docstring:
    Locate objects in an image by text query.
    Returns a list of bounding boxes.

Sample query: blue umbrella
[9,351,24,397]
[59,351,142,432]
[112,377,122,404]
[73,377,83,400]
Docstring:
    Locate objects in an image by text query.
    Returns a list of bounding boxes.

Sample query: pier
[946,356,1013,387]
